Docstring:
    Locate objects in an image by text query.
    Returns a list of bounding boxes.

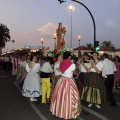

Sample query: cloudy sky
[0,0,120,52]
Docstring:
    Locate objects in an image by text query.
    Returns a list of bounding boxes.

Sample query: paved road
[0,68,41,120]
[0,67,120,120]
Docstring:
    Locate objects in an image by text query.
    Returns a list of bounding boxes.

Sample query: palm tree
[84,43,93,49]
[0,23,11,48]
[101,40,116,50]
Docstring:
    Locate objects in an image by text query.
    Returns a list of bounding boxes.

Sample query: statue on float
[56,22,66,50]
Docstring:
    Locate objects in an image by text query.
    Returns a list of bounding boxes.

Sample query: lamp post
[53,32,57,57]
[69,5,74,48]
[53,33,57,49]
[40,38,44,50]
[71,0,96,51]
[58,0,96,51]
[77,35,81,57]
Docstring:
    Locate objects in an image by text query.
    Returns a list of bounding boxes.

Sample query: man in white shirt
[102,53,117,106]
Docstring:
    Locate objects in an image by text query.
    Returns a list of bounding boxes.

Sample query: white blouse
[54,61,62,76]
[79,62,90,73]
[26,63,40,73]
[62,64,75,78]
[90,61,103,72]
[40,62,53,73]
[18,61,27,68]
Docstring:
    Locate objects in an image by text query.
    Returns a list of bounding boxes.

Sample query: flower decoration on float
[43,48,54,58]
[56,48,78,58]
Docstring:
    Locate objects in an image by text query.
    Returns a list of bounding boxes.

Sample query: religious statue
[56,22,66,50]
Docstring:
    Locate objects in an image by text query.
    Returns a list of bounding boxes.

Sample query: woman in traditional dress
[50,53,63,98]
[16,55,27,85]
[22,55,41,101]
[50,51,81,120]
[81,52,106,109]
[78,53,90,95]
[113,56,120,89]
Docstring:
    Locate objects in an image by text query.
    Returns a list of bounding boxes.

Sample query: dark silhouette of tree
[84,43,93,49]
[0,23,11,48]
[101,40,116,50]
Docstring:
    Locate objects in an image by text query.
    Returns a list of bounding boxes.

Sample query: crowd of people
[0,51,120,120]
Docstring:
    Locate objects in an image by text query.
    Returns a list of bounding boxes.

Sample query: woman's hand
[91,60,95,67]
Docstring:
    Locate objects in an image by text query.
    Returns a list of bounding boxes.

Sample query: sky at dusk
[0,0,120,52]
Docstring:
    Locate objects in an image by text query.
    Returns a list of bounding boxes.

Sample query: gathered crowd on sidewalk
[0,49,120,120]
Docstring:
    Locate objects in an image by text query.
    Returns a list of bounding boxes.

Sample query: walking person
[16,55,27,85]
[40,57,53,104]
[8,55,12,71]
[113,56,120,89]
[3,55,9,70]
[78,53,90,94]
[102,53,117,106]
[50,53,63,98]
[50,51,81,120]
[11,54,18,75]
[22,55,41,101]
[81,52,106,109]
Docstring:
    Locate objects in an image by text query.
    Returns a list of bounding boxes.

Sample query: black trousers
[8,62,12,71]
[105,74,116,105]
[2,62,7,70]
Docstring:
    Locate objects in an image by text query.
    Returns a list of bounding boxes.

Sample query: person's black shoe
[111,103,117,106]
[46,102,50,105]
[46,101,51,106]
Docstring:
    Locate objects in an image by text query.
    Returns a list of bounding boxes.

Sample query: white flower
[56,47,77,58]
[43,48,54,58]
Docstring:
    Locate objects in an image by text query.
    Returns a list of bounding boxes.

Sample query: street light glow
[77,35,81,41]
[69,5,75,11]
[68,5,75,48]
[40,38,44,43]
[53,33,57,39]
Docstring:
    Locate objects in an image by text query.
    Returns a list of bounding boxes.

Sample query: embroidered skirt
[50,76,81,119]
[81,72,107,104]
[22,72,41,97]
[50,75,61,99]
[16,67,26,80]
[76,72,88,95]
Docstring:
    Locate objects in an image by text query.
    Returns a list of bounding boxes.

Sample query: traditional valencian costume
[50,55,62,99]
[16,59,27,84]
[81,54,106,108]
[22,62,41,101]
[50,58,81,119]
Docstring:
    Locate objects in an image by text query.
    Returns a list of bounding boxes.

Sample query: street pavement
[0,66,120,120]
[0,67,41,120]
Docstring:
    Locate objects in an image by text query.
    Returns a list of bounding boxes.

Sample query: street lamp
[53,32,57,49]
[77,35,81,57]
[53,32,57,57]
[69,5,74,48]
[71,0,96,51]
[58,0,96,51]
[40,38,44,50]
